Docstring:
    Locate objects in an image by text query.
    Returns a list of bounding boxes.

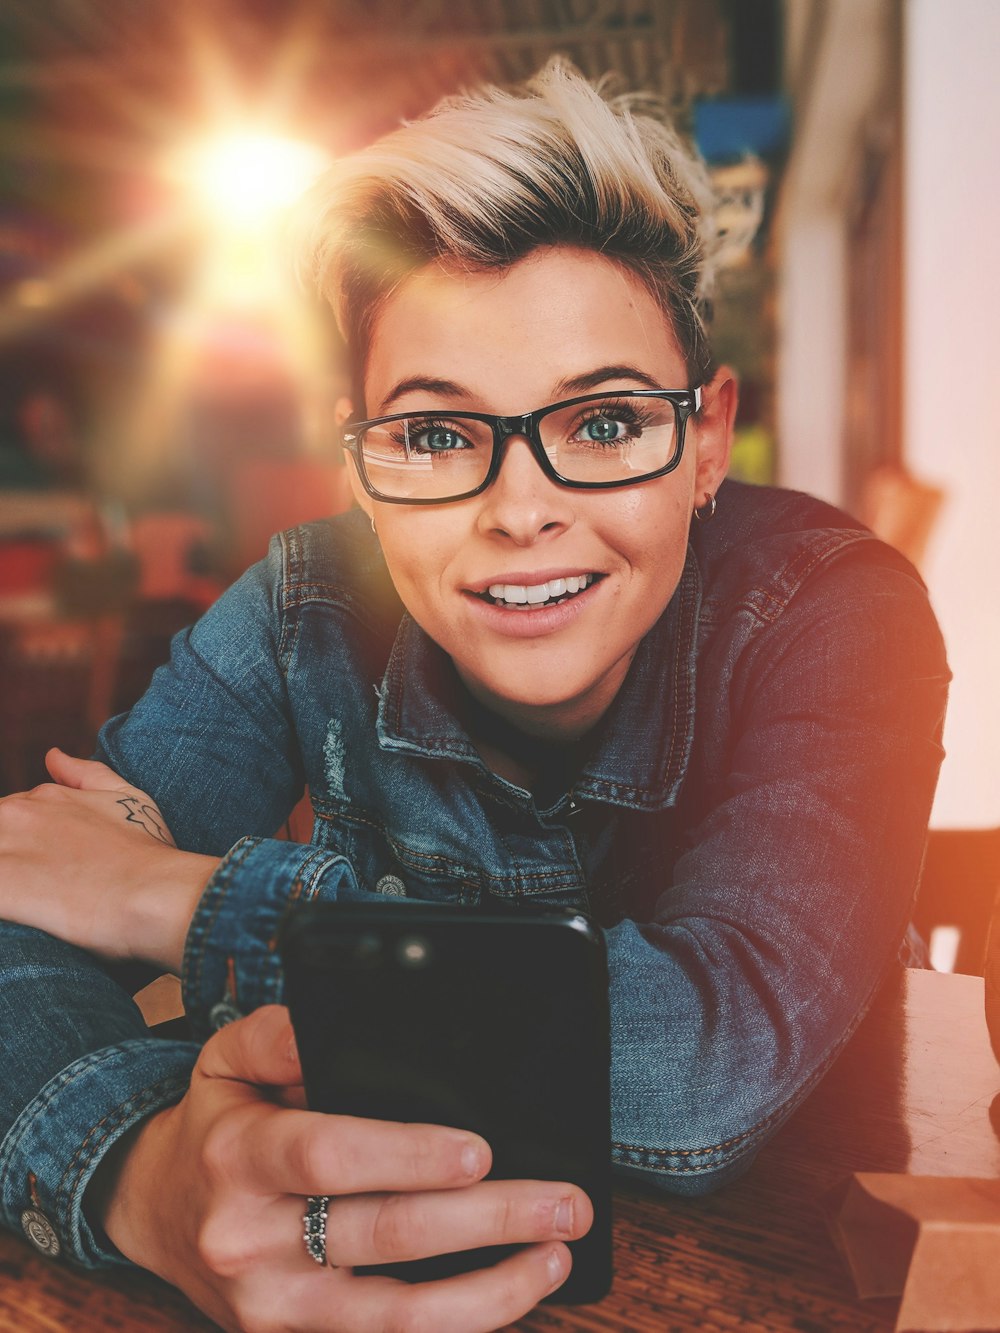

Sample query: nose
[474,433,574,545]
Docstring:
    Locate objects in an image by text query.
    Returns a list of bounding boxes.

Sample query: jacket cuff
[181,836,361,1041]
[0,1038,198,1269]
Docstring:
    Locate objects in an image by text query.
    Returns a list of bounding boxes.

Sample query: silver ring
[303,1194,331,1266]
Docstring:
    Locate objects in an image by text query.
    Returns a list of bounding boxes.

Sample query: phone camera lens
[398,936,431,968]
[355,933,382,963]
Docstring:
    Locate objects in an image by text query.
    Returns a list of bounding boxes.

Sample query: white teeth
[485,574,595,606]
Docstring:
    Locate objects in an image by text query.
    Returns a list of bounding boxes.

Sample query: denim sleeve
[0,543,302,1270]
[0,922,199,1268]
[607,553,949,1195]
[97,537,304,856]
[179,836,377,1041]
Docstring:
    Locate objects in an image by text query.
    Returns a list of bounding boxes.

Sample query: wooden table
[2,968,998,1331]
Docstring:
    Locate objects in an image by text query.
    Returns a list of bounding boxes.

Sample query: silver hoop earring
[370,514,377,536]
[693,493,717,524]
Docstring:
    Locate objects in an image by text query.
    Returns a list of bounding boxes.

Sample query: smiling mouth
[474,573,602,609]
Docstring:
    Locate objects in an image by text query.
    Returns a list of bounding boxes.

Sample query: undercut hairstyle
[294,58,719,409]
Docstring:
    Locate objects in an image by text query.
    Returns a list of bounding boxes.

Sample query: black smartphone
[279,901,612,1304]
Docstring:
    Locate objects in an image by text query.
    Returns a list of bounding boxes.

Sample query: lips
[474,572,601,609]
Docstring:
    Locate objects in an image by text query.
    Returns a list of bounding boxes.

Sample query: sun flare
[170,131,331,232]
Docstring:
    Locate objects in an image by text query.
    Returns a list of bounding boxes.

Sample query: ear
[334,395,374,518]
[692,366,737,506]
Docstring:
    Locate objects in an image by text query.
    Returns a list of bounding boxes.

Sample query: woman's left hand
[0,748,220,973]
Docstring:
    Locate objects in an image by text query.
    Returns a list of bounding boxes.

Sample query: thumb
[198,1005,302,1089]
[46,747,133,792]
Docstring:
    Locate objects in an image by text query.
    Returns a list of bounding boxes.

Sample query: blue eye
[419,427,467,452]
[385,419,478,455]
[583,416,623,443]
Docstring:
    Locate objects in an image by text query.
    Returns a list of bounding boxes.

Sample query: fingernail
[555,1197,574,1235]
[461,1141,485,1178]
[546,1245,568,1288]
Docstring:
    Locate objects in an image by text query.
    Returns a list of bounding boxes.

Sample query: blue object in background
[694,96,790,163]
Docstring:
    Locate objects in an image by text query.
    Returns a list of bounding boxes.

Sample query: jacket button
[21,1207,60,1259]
[376,875,406,897]
[209,998,243,1030]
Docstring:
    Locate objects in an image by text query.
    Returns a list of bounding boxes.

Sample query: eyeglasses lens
[359,416,493,501]
[540,397,678,484]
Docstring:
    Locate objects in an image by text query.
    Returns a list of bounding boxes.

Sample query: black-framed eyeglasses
[341,387,701,505]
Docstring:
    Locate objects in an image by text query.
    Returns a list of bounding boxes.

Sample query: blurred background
[1,0,997,969]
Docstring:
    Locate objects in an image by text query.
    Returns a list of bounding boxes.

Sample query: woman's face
[355,245,733,739]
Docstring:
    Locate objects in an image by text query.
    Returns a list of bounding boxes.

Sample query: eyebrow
[376,377,467,414]
[377,364,668,415]
[554,364,666,395]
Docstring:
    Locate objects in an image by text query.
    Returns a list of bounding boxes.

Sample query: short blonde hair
[295,59,718,405]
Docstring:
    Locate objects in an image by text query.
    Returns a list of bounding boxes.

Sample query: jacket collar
[375,547,701,812]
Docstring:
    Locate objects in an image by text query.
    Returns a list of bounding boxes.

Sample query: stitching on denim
[265,854,331,955]
[283,581,363,600]
[315,809,467,873]
[0,1047,138,1185]
[383,619,406,736]
[347,812,581,889]
[57,1071,192,1244]
[184,836,257,1005]
[608,963,885,1174]
[746,534,871,626]
[276,528,303,675]
[470,783,539,816]
[378,620,478,756]
[666,559,698,784]
[315,807,582,892]
[610,1152,737,1177]
[611,1122,759,1160]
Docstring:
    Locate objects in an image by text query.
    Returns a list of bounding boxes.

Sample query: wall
[904,0,1000,828]
[776,0,894,506]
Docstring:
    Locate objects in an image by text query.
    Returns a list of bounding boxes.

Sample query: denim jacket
[0,480,949,1268]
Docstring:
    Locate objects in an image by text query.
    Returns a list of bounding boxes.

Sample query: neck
[458,683,597,799]
[455,655,632,748]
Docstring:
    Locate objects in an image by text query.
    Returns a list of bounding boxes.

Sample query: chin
[479,673,603,726]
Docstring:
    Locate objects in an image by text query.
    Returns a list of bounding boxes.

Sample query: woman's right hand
[98,1006,591,1333]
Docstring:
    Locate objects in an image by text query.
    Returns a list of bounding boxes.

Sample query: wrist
[93,1105,177,1275]
[128,850,221,975]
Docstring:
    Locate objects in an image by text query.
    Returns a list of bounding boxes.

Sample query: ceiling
[0,0,771,399]
[0,1,734,188]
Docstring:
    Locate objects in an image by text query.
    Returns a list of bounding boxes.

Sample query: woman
[0,62,948,1332]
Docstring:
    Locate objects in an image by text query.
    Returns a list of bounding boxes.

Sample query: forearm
[604,913,896,1195]
[0,921,198,1267]
[604,552,949,1192]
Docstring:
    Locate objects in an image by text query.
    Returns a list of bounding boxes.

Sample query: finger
[294,1242,572,1333]
[274,1084,308,1110]
[225,1103,491,1197]
[316,1179,592,1267]
[197,1005,302,1089]
[198,1009,492,1196]
[45,748,131,793]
